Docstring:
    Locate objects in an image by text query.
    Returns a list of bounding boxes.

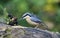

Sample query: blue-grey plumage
[30,16,42,23]
[21,12,48,30]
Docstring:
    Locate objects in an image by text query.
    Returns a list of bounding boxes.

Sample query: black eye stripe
[23,14,31,17]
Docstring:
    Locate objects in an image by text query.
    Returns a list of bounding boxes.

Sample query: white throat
[25,16,30,19]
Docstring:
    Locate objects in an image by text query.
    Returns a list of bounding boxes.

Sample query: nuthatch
[21,12,49,30]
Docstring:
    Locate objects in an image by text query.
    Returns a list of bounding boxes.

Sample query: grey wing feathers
[30,17,42,23]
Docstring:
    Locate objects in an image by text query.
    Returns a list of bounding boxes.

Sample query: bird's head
[22,12,32,19]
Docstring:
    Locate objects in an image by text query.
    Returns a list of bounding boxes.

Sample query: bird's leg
[34,25,39,29]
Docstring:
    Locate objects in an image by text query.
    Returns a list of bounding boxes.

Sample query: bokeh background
[0,0,60,32]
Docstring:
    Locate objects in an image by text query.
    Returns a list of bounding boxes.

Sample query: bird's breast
[26,18,39,26]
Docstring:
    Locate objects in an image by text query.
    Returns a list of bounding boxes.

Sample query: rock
[0,23,60,38]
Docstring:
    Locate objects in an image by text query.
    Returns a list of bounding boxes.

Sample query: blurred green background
[0,0,60,32]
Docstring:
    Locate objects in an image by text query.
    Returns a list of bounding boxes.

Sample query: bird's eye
[22,14,32,18]
[22,14,27,18]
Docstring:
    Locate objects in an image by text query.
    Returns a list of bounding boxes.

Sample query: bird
[21,12,49,30]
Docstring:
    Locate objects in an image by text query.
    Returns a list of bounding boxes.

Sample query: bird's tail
[39,22,49,30]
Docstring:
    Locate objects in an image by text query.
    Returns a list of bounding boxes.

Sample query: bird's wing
[30,17,42,23]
